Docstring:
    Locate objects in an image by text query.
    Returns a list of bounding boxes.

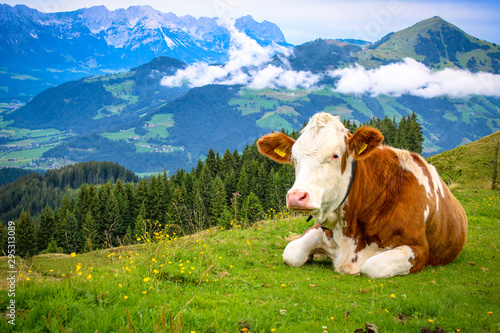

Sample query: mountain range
[1,7,499,175]
[0,4,287,103]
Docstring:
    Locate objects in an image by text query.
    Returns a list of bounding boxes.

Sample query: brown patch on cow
[341,151,348,174]
[322,228,333,238]
[257,132,295,164]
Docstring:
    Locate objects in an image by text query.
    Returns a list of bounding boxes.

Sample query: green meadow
[1,187,498,332]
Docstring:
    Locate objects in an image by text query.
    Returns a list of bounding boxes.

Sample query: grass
[0,146,56,168]
[257,113,294,132]
[0,188,498,332]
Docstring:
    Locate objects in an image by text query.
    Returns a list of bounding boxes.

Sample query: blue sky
[4,0,500,45]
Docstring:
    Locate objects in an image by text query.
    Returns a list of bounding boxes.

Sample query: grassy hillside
[427,130,500,188]
[1,189,498,332]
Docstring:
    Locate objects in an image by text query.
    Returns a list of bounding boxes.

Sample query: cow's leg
[359,245,415,278]
[283,224,335,267]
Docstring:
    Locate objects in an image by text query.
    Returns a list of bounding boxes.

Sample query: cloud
[329,58,500,98]
[161,19,321,90]
[162,21,500,98]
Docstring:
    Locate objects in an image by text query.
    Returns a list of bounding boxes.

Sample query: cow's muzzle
[287,189,319,212]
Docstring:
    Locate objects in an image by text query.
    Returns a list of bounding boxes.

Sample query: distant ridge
[0,4,288,103]
[355,16,500,72]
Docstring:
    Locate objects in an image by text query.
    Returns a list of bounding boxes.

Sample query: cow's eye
[331,154,340,161]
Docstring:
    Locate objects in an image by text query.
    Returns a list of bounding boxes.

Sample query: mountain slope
[355,17,500,72]
[426,130,500,188]
[4,57,189,132]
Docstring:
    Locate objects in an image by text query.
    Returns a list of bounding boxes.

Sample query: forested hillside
[0,161,138,224]
[0,168,37,186]
[0,114,423,257]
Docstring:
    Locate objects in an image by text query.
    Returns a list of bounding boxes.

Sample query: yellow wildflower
[143,277,151,283]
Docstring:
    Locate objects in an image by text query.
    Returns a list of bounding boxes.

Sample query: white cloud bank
[161,19,321,90]
[162,21,500,98]
[330,58,500,98]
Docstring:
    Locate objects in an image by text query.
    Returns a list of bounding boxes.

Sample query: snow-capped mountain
[0,4,287,70]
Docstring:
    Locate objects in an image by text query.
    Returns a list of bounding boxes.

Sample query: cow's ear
[348,126,384,160]
[257,132,295,164]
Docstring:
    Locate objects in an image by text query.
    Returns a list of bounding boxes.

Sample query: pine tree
[243,192,264,223]
[17,210,38,258]
[124,182,138,224]
[192,179,208,228]
[0,222,8,256]
[66,213,80,253]
[205,148,219,177]
[114,179,131,238]
[81,211,99,251]
[37,205,56,252]
[97,182,113,235]
[407,112,424,154]
[396,116,410,150]
[237,165,249,197]
[45,238,60,254]
[133,212,146,241]
[210,176,227,224]
[104,195,121,246]
[379,116,398,146]
[54,206,70,251]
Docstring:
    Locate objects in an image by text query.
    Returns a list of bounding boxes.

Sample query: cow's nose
[287,190,310,210]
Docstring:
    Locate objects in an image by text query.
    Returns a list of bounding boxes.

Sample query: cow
[257,112,467,278]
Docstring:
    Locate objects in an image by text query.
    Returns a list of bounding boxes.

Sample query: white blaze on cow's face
[286,113,354,223]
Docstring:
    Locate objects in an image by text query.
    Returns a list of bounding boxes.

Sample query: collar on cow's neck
[339,159,357,209]
[307,159,357,230]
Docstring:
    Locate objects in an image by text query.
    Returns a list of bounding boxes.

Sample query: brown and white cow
[257,112,467,278]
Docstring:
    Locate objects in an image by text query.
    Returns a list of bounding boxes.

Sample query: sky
[4,0,500,45]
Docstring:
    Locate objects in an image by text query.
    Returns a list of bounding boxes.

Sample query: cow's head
[258,112,383,223]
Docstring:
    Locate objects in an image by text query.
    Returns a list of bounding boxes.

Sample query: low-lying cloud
[161,19,321,90]
[330,58,500,98]
[161,21,500,98]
